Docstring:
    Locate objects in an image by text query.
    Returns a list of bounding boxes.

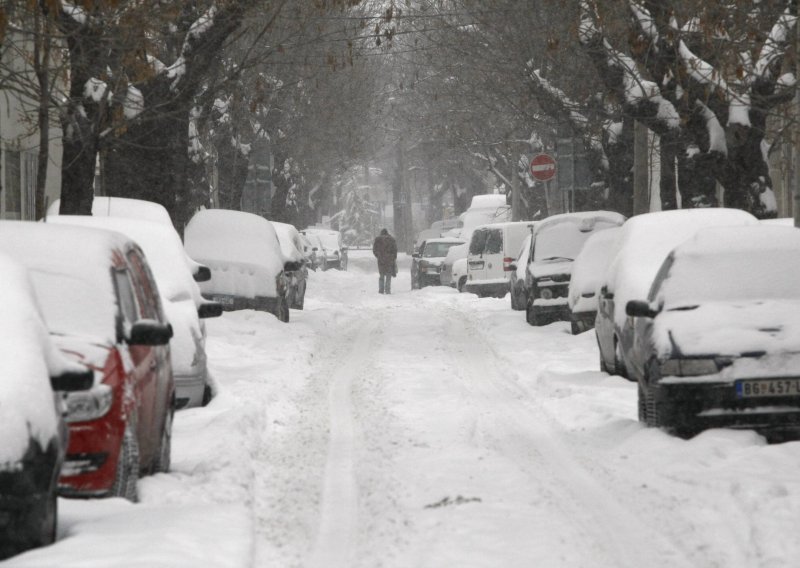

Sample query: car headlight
[540,288,553,300]
[64,384,113,423]
[660,358,718,377]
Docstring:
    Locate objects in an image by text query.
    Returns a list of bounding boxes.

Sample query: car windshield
[655,250,800,309]
[29,268,115,340]
[534,221,614,263]
[423,242,460,258]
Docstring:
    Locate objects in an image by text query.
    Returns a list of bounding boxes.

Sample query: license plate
[736,378,800,398]
[212,295,234,307]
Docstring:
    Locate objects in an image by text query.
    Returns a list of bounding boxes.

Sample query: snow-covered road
[7,250,800,568]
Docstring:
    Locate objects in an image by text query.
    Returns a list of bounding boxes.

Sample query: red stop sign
[529,154,556,181]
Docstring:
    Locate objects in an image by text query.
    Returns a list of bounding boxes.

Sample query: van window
[484,229,503,254]
[469,228,488,255]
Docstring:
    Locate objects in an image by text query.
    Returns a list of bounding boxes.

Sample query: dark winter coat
[373,233,398,275]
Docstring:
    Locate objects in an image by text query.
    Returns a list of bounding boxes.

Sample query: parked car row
[0,200,316,559]
[439,202,800,441]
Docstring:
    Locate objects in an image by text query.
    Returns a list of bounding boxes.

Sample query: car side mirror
[193,265,212,282]
[284,261,303,272]
[412,252,420,258]
[312,247,318,252]
[128,320,173,346]
[508,263,517,271]
[626,300,658,319]
[51,368,94,392]
[198,301,223,319]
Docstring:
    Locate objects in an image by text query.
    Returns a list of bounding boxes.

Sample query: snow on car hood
[653,300,800,358]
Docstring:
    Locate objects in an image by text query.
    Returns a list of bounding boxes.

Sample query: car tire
[570,320,580,335]
[277,292,290,323]
[294,282,305,310]
[457,277,467,293]
[111,423,139,502]
[153,409,172,474]
[202,383,213,406]
[638,383,648,423]
[613,338,629,379]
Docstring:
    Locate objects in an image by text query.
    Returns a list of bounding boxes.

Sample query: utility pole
[794,15,800,227]
[511,156,521,221]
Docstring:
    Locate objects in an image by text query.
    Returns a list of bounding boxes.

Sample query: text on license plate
[736,378,800,398]
[212,295,234,306]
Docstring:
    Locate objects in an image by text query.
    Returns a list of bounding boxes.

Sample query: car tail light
[503,257,514,271]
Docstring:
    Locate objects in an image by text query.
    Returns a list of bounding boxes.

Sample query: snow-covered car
[567,226,621,335]
[525,211,625,326]
[47,196,211,282]
[272,221,309,309]
[596,209,758,378]
[304,228,348,271]
[509,234,532,311]
[0,253,93,560]
[0,222,175,502]
[185,209,301,322]
[625,225,800,439]
[298,232,321,270]
[49,215,222,409]
[411,237,465,289]
[465,221,533,298]
[440,242,468,288]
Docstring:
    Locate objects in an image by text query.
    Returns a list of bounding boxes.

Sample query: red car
[0,222,174,501]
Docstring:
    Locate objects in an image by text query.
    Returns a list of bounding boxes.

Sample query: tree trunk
[59,107,98,215]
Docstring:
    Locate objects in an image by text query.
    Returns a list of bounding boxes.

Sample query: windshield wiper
[541,256,573,262]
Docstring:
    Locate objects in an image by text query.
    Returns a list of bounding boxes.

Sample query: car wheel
[277,292,290,323]
[111,423,139,502]
[457,277,467,293]
[613,338,629,379]
[637,383,648,423]
[294,282,306,310]
[570,320,580,335]
[153,409,172,474]
[202,383,213,406]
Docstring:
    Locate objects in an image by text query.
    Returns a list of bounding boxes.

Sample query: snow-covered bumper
[532,297,571,320]
[465,279,509,298]
[204,293,281,315]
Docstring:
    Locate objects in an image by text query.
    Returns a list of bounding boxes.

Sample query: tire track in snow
[306,319,379,568]
[437,303,693,568]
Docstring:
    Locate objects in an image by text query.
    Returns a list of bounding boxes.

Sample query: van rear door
[471,227,503,282]
[467,228,489,282]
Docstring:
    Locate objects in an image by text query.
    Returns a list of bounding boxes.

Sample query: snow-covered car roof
[534,210,625,235]
[567,226,621,314]
[48,215,203,307]
[606,208,758,329]
[0,253,79,464]
[304,228,342,250]
[271,221,306,263]
[47,196,172,226]
[184,209,285,298]
[649,225,800,358]
[0,221,132,344]
[423,237,465,245]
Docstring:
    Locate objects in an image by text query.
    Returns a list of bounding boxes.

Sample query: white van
[465,221,534,298]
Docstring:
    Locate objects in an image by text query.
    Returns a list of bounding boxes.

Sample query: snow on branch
[61,1,87,25]
[629,2,658,43]
[678,40,732,99]
[695,101,727,155]
[754,5,797,81]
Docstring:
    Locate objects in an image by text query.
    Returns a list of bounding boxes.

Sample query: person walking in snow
[372,228,397,294]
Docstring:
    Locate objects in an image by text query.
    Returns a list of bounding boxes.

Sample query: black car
[625,225,800,439]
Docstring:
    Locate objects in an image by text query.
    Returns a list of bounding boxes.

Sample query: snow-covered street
[7,249,800,568]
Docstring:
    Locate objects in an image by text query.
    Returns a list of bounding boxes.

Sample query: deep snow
[6,250,800,567]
